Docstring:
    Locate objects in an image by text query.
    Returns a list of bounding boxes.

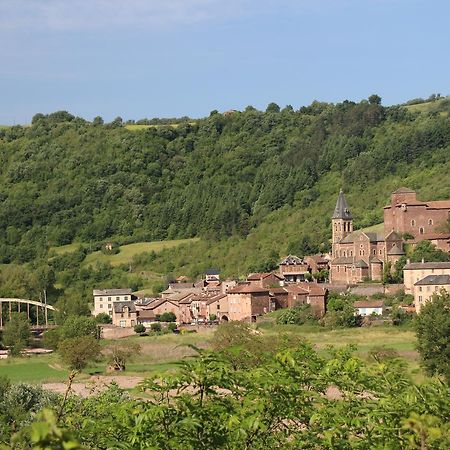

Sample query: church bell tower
[332,190,353,245]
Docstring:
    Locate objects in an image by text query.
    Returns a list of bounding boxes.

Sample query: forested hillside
[0,96,449,305]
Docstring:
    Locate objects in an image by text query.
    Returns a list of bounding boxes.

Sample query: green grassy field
[0,325,421,384]
[79,238,199,267]
[404,98,449,115]
[0,354,68,382]
[49,242,83,255]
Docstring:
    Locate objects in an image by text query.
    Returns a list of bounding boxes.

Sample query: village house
[92,288,133,317]
[403,261,450,295]
[353,300,385,316]
[278,255,309,282]
[205,293,226,320]
[225,283,271,322]
[284,284,309,308]
[413,275,450,313]
[205,268,220,282]
[111,301,138,327]
[247,272,284,288]
[136,298,181,323]
[268,287,289,309]
[301,283,327,317]
[304,255,330,275]
[160,284,201,298]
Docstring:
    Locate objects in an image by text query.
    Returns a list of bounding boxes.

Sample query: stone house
[283,285,309,308]
[112,301,137,328]
[268,287,289,309]
[138,298,181,322]
[247,272,284,288]
[403,261,450,295]
[206,293,227,320]
[225,284,271,322]
[278,255,310,282]
[92,288,133,317]
[413,274,450,313]
[304,255,330,275]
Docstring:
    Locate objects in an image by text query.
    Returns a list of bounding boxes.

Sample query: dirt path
[43,375,144,397]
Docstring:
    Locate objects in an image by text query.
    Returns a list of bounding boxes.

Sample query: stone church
[328,187,450,285]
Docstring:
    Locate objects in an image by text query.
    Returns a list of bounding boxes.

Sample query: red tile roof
[228,284,269,294]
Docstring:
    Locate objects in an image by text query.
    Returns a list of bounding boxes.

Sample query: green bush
[95,313,112,324]
[150,323,162,333]
[167,323,177,332]
[276,305,316,325]
[159,312,177,322]
[134,324,146,334]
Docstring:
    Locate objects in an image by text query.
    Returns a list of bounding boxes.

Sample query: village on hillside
[92,187,450,332]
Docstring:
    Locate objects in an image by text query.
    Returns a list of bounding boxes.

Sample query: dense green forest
[0,96,449,308]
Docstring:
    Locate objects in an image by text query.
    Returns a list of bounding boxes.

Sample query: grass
[0,354,68,383]
[81,238,199,267]
[0,325,422,383]
[49,242,82,255]
[404,98,449,115]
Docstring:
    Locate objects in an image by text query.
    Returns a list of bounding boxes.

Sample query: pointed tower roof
[332,190,352,220]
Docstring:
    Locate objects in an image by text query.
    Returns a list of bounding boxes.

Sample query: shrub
[95,313,112,324]
[167,323,177,332]
[150,323,162,333]
[134,324,146,334]
[159,312,177,322]
[276,305,316,325]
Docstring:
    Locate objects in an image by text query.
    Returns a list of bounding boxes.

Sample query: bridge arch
[0,298,57,328]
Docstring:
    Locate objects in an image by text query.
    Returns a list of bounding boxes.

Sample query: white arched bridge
[0,298,57,329]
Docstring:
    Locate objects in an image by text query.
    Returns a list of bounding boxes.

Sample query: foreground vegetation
[1,291,449,448]
[1,325,449,449]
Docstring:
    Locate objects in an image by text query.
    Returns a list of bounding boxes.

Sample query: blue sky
[1,0,449,124]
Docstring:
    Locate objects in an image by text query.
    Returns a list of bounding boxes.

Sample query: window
[124,296,128,301]
[411,219,415,226]
[428,219,433,225]
[419,227,424,235]
[99,297,103,301]
[108,297,111,301]
[108,304,112,309]
[100,304,103,308]
[419,287,422,292]
[419,296,422,302]
[379,249,382,255]
[372,249,376,255]
[116,297,120,301]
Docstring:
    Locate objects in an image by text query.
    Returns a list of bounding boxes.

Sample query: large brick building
[330,188,450,284]
[384,188,450,247]
[329,191,403,283]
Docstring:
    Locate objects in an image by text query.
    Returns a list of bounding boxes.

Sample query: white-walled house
[353,300,384,316]
[92,288,133,316]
